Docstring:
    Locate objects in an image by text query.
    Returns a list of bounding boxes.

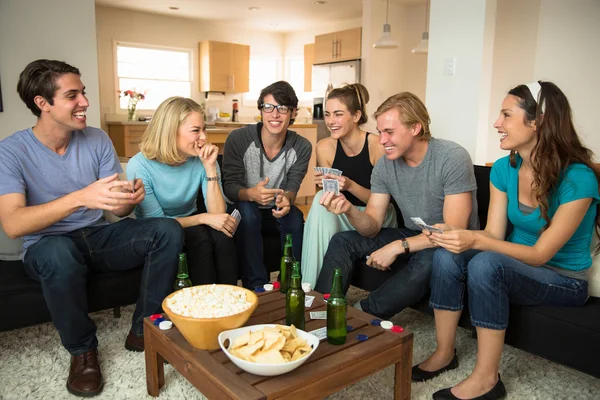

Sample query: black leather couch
[351,165,600,379]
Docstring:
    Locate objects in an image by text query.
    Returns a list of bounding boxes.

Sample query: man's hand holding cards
[410,217,444,234]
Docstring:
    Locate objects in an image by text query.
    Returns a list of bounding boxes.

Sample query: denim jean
[314,228,435,319]
[183,225,238,285]
[232,201,304,289]
[429,249,589,330]
[23,217,183,355]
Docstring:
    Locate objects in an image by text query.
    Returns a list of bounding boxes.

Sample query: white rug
[1,286,599,400]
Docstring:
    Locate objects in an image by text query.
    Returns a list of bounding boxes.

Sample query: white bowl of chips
[218,324,319,376]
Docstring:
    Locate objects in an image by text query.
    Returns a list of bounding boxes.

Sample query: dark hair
[508,81,600,241]
[257,81,299,125]
[17,59,81,117]
[326,83,370,125]
[374,92,431,140]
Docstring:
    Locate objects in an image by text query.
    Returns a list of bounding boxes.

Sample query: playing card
[308,326,328,341]
[323,178,340,195]
[410,217,444,234]
[231,209,242,235]
[329,168,343,176]
[310,311,327,320]
[305,295,315,307]
[129,172,136,194]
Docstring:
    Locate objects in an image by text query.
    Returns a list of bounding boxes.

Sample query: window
[115,42,192,110]
[285,56,313,107]
[242,56,282,106]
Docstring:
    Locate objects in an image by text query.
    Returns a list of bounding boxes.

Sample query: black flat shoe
[412,350,459,382]
[432,374,506,400]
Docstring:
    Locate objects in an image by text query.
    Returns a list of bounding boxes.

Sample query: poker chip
[346,325,354,332]
[370,319,382,326]
[153,317,165,326]
[272,281,281,290]
[380,321,394,330]
[254,287,266,293]
[356,334,369,342]
[150,314,162,321]
[323,293,330,300]
[263,284,274,291]
[391,325,404,333]
[159,320,173,330]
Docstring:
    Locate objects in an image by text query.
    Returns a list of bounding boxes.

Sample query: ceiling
[94,0,425,33]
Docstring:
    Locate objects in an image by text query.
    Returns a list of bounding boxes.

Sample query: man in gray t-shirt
[315,92,478,319]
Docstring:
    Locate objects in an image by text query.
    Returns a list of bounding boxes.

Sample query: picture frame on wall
[0,73,3,112]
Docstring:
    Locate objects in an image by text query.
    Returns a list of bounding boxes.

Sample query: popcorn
[165,285,253,318]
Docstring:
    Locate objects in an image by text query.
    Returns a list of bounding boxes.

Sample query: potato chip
[227,325,312,364]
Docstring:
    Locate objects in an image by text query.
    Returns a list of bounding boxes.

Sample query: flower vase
[127,106,137,121]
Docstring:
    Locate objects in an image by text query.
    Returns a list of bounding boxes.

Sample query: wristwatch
[401,239,410,254]
[206,175,220,182]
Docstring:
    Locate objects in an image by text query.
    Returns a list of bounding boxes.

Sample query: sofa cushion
[0,226,23,261]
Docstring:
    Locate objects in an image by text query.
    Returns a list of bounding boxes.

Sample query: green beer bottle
[173,253,193,291]
[327,268,347,345]
[279,234,294,294]
[286,261,305,330]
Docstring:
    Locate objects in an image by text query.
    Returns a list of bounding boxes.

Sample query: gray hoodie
[222,123,312,207]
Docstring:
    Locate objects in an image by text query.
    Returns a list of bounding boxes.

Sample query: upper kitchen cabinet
[313,28,362,64]
[199,40,250,93]
[304,43,314,92]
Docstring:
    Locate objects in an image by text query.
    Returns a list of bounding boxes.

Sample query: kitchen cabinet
[107,122,148,158]
[314,27,362,64]
[199,40,249,93]
[304,43,314,92]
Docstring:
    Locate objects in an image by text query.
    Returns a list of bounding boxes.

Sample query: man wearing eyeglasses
[222,81,312,289]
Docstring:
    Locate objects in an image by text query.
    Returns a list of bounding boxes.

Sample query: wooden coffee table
[144,289,413,399]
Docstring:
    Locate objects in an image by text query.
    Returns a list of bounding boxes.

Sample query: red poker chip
[272,281,281,289]
[323,293,330,300]
[150,314,162,321]
[391,325,404,333]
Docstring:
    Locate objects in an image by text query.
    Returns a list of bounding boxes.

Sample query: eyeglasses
[260,103,291,114]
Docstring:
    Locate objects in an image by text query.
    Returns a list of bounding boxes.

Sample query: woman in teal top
[127,97,238,285]
[412,81,600,400]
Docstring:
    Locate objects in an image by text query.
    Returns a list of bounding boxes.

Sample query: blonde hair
[140,96,203,164]
[373,92,431,140]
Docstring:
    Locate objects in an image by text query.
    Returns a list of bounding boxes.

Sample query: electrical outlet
[444,57,456,75]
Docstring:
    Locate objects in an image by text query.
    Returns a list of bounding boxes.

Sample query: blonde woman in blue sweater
[127,97,238,285]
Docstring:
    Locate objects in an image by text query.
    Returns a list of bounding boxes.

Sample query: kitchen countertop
[107,121,317,129]
[215,122,317,128]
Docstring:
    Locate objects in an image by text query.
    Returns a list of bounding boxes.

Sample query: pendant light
[373,0,399,49]
[412,0,429,53]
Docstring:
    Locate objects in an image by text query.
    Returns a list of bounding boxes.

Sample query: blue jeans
[429,249,589,330]
[23,218,183,355]
[232,201,304,289]
[314,228,435,319]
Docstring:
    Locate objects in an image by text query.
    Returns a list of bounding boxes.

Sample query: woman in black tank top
[300,84,397,287]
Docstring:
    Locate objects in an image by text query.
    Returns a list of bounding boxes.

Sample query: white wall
[425,0,496,164]
[0,0,100,139]
[534,0,600,157]
[486,0,540,163]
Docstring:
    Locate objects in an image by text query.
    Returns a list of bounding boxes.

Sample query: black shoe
[432,374,506,400]
[412,350,459,382]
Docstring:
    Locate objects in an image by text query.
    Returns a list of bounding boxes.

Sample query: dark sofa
[351,165,600,379]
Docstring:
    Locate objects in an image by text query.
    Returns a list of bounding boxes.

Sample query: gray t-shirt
[371,137,479,230]
[0,127,121,252]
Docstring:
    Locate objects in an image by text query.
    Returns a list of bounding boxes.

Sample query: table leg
[393,341,413,400]
[145,331,165,396]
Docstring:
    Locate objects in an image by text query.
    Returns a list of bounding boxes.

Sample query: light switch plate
[444,57,456,75]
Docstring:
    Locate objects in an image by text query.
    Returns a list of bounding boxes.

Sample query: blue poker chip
[357,334,369,342]
[254,287,266,293]
[346,325,354,332]
[370,319,382,326]
[153,317,165,326]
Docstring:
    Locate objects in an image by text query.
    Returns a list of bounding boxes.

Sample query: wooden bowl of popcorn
[162,284,258,350]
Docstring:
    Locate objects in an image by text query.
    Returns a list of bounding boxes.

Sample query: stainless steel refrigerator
[312,60,361,141]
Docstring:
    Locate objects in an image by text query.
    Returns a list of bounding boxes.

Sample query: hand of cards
[410,217,444,234]
[315,167,343,195]
[314,167,342,176]
[231,209,242,235]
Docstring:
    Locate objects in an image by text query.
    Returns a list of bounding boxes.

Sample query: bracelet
[206,175,220,182]
[401,238,410,254]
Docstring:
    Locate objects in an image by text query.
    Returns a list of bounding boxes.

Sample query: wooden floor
[295,196,313,219]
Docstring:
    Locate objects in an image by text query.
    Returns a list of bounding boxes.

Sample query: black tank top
[331,132,373,207]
